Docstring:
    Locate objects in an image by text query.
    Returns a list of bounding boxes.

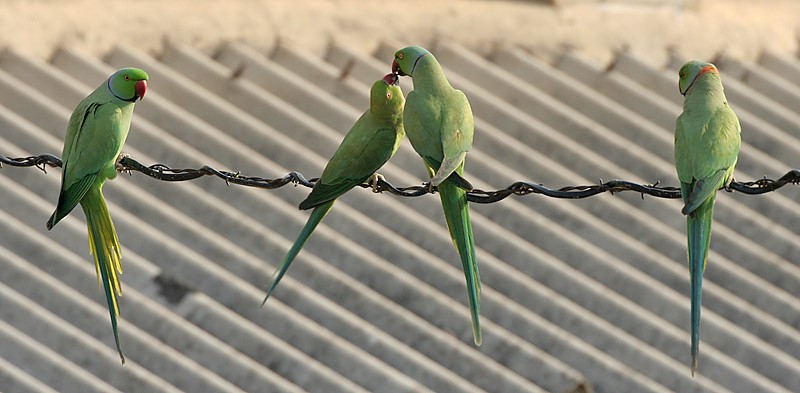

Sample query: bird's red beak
[135,80,147,100]
[392,59,406,76]
[383,73,399,85]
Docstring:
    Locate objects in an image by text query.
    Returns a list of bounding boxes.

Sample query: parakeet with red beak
[392,45,482,346]
[262,74,405,304]
[47,67,149,363]
[675,60,741,375]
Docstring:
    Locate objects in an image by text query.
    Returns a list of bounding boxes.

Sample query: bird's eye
[386,92,392,100]
[397,52,404,60]
[124,75,130,81]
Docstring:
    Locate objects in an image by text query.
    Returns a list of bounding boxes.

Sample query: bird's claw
[724,176,735,192]
[115,153,131,173]
[424,181,435,194]
[368,173,385,193]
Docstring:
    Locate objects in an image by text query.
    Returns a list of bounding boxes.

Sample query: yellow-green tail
[81,188,125,363]
[438,180,482,345]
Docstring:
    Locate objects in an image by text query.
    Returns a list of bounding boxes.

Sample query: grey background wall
[1,1,799,392]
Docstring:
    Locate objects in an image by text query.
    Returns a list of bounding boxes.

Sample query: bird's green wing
[68,102,128,182]
[692,105,741,181]
[439,89,474,174]
[48,101,112,228]
[419,89,473,186]
[681,169,726,215]
[681,105,741,214]
[300,123,398,210]
[674,113,693,190]
[404,90,444,166]
[61,101,98,167]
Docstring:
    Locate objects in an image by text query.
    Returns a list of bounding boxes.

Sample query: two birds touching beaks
[44,47,740,377]
[262,45,482,350]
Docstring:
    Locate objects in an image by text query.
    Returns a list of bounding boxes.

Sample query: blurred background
[1,1,799,392]
[2,0,800,65]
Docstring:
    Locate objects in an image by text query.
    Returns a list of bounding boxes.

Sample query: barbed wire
[2,153,799,203]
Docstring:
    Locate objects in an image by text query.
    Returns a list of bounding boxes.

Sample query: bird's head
[391,46,431,77]
[678,60,718,96]
[108,67,149,102]
[371,73,405,117]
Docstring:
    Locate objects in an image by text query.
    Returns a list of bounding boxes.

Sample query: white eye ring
[397,53,404,59]
[386,92,392,99]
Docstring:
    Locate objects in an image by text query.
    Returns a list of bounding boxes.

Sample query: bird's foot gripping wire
[423,181,436,194]
[368,173,385,193]
[115,153,131,174]
[724,176,736,192]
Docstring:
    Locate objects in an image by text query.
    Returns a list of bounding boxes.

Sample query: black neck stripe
[107,78,138,102]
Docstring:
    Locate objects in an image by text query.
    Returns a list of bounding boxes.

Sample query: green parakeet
[262,74,405,303]
[675,60,741,375]
[47,67,149,364]
[392,46,482,346]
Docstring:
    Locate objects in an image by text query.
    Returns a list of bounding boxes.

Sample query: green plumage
[674,60,741,375]
[263,77,405,303]
[47,67,148,364]
[393,46,482,345]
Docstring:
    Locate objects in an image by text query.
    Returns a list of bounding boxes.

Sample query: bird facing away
[47,67,149,364]
[262,74,405,304]
[674,60,741,375]
[392,45,482,346]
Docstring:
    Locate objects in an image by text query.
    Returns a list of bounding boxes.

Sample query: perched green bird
[392,45,482,346]
[47,67,149,364]
[263,74,405,303]
[675,60,741,375]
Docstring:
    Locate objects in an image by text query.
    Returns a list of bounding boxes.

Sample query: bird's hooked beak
[135,80,148,100]
[382,73,399,86]
[391,59,406,76]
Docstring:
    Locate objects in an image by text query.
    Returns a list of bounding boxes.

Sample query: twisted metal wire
[2,153,798,203]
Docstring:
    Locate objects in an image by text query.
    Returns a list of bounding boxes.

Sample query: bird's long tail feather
[81,188,125,363]
[438,180,482,345]
[687,195,715,375]
[262,201,334,305]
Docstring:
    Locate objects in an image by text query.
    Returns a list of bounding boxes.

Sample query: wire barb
[2,153,798,203]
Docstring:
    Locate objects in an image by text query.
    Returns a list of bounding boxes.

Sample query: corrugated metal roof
[0,40,798,393]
